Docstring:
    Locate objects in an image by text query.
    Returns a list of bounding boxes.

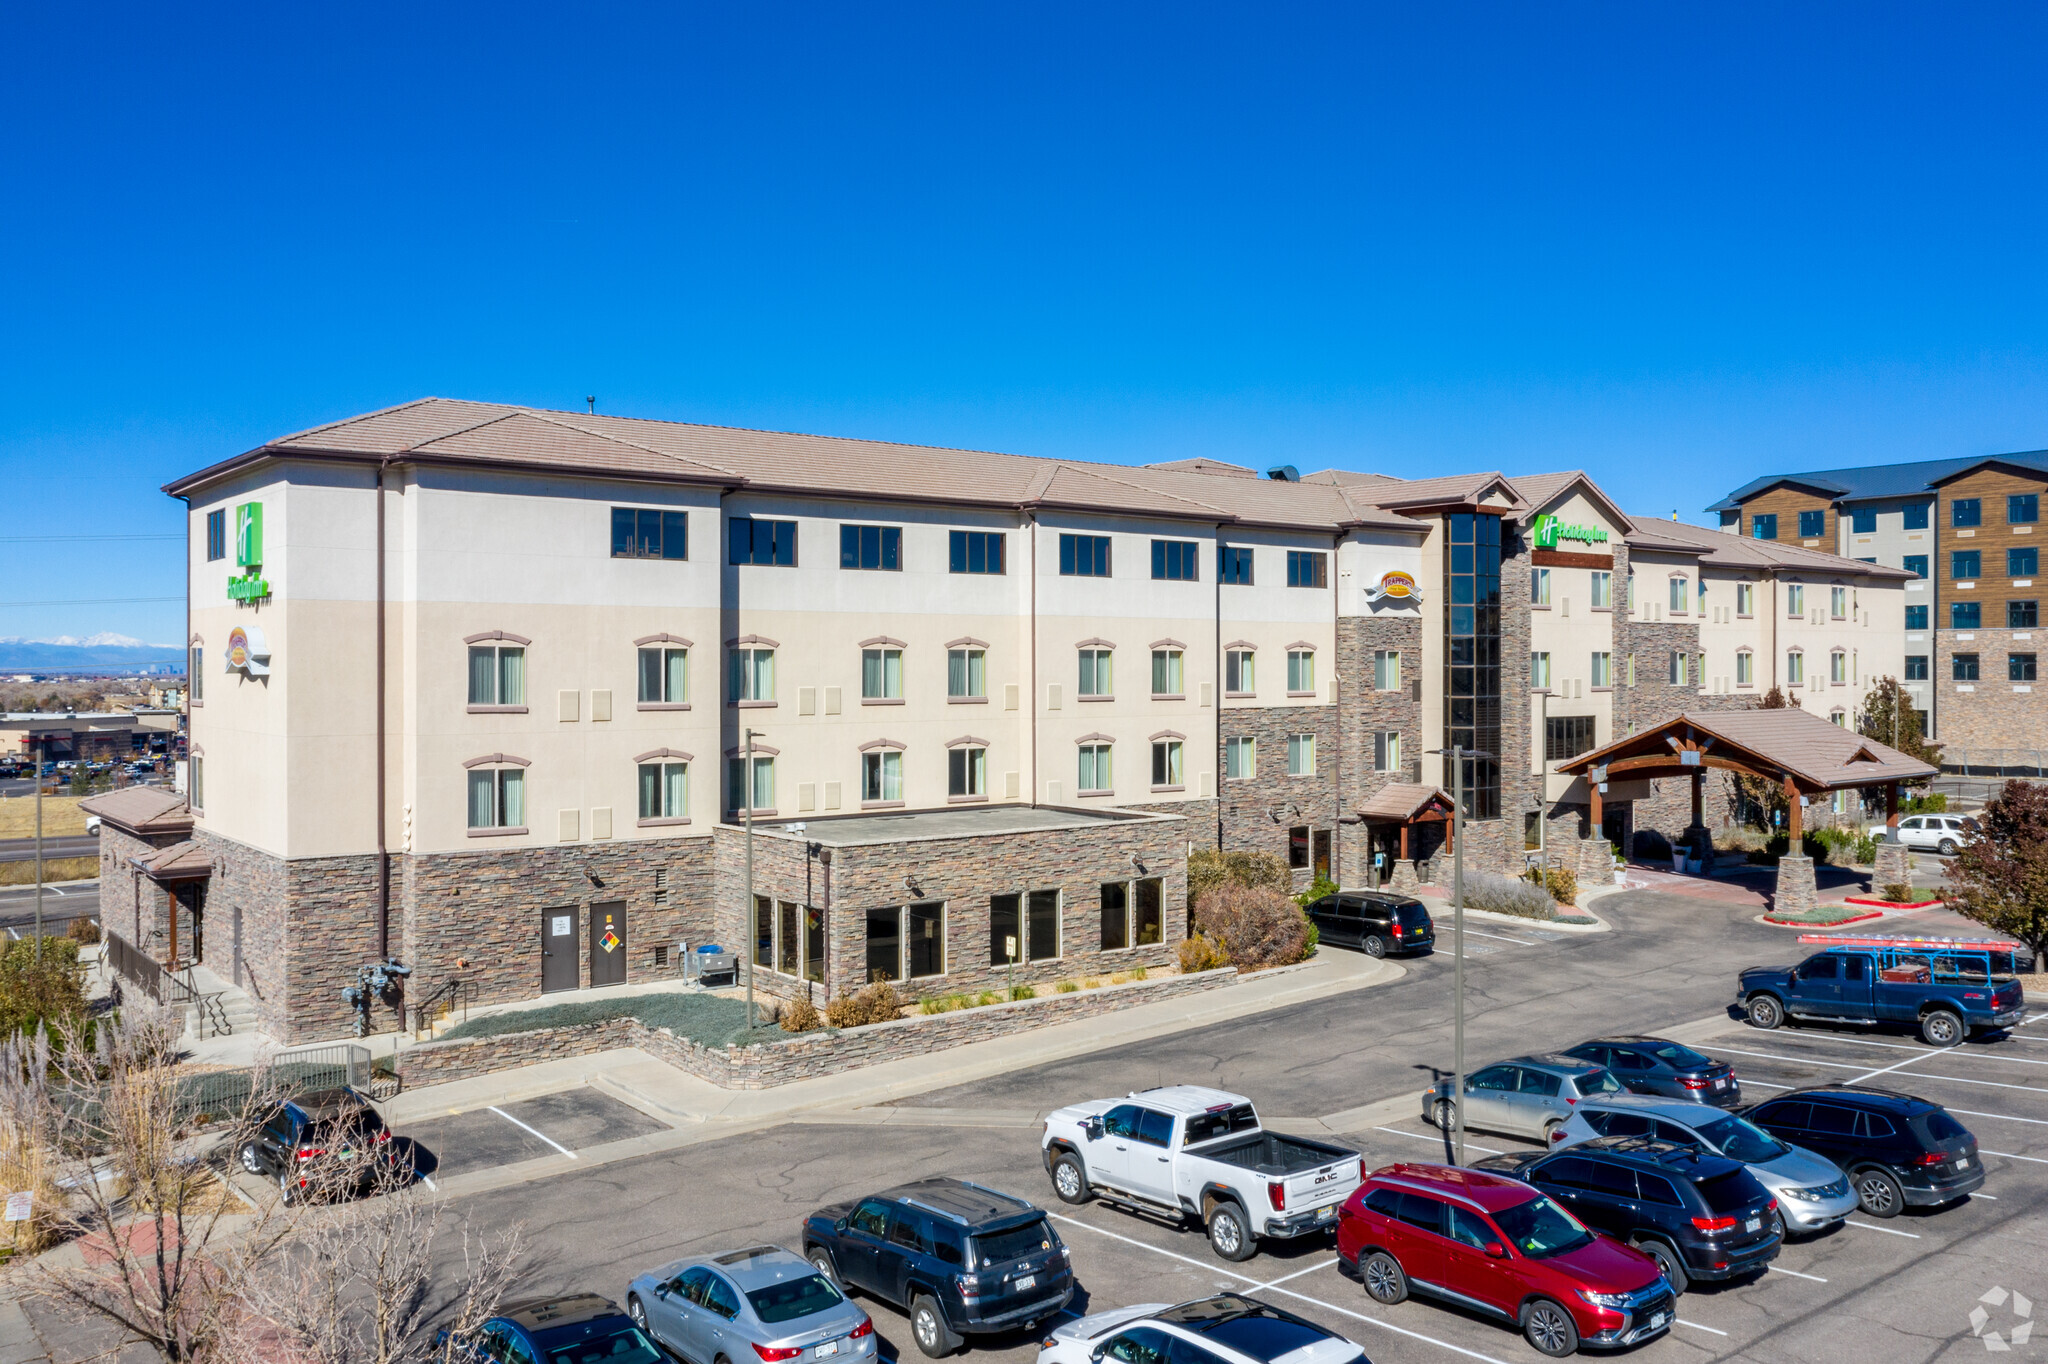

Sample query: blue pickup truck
[1738,934,2028,1047]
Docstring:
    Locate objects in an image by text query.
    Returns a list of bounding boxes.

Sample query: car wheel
[1360,1251,1408,1305]
[1938,838,1959,856]
[808,1249,843,1291]
[240,1143,264,1176]
[1541,1119,1564,1146]
[1639,1238,1689,1294]
[1854,1166,1905,1218]
[1921,1009,1964,1048]
[1433,1098,1458,1132]
[1746,994,1784,1031]
[1363,935,1388,959]
[1207,1203,1256,1262]
[910,1293,960,1358]
[277,1170,300,1207]
[1052,1152,1093,1205]
[628,1296,649,1332]
[1520,1298,1580,1359]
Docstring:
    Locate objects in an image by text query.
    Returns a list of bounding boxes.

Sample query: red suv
[1336,1163,1673,1357]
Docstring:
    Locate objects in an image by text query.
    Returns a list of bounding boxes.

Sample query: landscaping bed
[1844,894,1945,910]
[437,991,751,1046]
[1762,907,1885,928]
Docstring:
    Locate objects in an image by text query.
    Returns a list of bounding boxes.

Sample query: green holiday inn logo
[1533,513,1610,550]
[228,501,272,602]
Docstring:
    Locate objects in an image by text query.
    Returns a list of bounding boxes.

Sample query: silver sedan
[628,1246,876,1364]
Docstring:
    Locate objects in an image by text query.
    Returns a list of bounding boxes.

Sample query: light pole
[1429,742,1494,1167]
[743,727,761,1032]
[32,734,44,961]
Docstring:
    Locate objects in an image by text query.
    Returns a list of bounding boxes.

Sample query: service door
[589,902,627,988]
[541,907,580,993]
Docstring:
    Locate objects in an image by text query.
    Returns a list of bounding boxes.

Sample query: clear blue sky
[6,4,2048,645]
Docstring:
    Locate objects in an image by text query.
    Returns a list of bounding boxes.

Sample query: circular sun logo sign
[226,627,251,671]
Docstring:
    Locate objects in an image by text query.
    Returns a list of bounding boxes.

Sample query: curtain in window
[497,649,524,705]
[469,769,496,828]
[880,751,902,801]
[499,770,523,826]
[665,763,688,815]
[469,647,496,705]
[638,764,661,818]
[665,649,687,703]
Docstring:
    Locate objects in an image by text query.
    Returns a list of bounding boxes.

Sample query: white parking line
[1972,1193,1998,1200]
[1373,1126,1507,1157]
[1717,1045,2048,1095]
[1712,1044,1866,1069]
[1674,1319,1730,1336]
[487,1105,577,1159]
[1449,928,1537,947]
[1750,1033,2048,1067]
[1740,1080,1792,1090]
[1984,1148,2048,1165]
[1946,1106,2048,1127]
[1845,1051,1935,1087]
[1768,1264,1828,1282]
[1846,1220,1920,1239]
[1256,1259,1339,1289]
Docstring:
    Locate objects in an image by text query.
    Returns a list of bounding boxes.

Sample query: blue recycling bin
[693,943,737,987]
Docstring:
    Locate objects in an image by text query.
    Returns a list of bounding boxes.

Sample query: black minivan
[1474,1136,1781,1293]
[1742,1086,1982,1217]
[1304,892,1435,958]
[803,1179,1073,1357]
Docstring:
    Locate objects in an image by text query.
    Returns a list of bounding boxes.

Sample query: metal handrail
[409,978,475,1038]
[167,968,232,1040]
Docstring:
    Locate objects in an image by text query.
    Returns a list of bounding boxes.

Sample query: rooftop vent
[1265,464,1300,482]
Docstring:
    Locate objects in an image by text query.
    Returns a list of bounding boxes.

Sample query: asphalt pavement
[0,878,100,931]
[0,834,100,860]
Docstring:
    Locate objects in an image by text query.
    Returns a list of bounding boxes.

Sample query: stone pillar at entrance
[1873,839,1912,889]
[1576,837,1614,887]
[1389,860,1421,894]
[1773,855,1819,917]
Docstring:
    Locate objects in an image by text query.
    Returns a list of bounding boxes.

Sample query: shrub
[1110,973,1129,985]
[1294,875,1339,910]
[1302,921,1319,957]
[1902,793,1948,814]
[779,994,822,1033]
[1008,983,1037,1001]
[1056,980,1079,993]
[1188,849,1292,908]
[1756,833,1829,865]
[1813,826,1876,866]
[1460,871,1554,920]
[66,917,101,945]
[825,980,904,1028]
[919,993,970,1015]
[1526,865,1578,907]
[1178,934,1227,973]
[1882,882,1919,903]
[974,990,1002,1007]
[1632,829,1672,862]
[1082,978,1103,989]
[1715,827,1769,853]
[1193,883,1310,969]
[1130,963,1148,980]
[0,936,85,1039]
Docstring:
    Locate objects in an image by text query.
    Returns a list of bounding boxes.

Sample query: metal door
[232,904,244,988]
[541,908,580,993]
[1313,830,1332,881]
[589,902,627,988]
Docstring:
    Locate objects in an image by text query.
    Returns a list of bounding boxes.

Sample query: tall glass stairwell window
[1444,513,1502,819]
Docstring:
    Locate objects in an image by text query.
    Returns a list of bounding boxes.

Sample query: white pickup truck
[1041,1085,1364,1262]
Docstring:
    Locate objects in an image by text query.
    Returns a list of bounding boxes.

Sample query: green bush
[919,993,972,1015]
[1525,865,1578,907]
[1008,983,1037,1001]
[1462,871,1555,920]
[1055,980,1079,993]
[1130,963,1148,980]
[1294,875,1339,910]
[1881,882,1920,903]
[974,990,1002,1007]
[0,937,85,1039]
[1750,833,1829,865]
[1902,793,1949,814]
[1302,921,1319,957]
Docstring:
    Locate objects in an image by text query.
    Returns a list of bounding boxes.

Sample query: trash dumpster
[691,944,737,987]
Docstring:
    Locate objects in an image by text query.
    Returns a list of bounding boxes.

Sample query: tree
[1857,676,1941,786]
[1945,780,2048,980]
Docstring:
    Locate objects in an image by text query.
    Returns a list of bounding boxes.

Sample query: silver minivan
[1422,1054,1625,1141]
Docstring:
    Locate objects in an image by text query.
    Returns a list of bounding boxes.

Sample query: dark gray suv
[1562,1037,1741,1109]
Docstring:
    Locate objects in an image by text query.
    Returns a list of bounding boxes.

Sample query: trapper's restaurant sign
[1363,571,1420,603]
[226,624,271,677]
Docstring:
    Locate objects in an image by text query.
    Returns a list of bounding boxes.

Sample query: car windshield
[746,1275,844,1324]
[1184,1104,1260,1145]
[1392,901,1431,926]
[1491,1194,1594,1259]
[971,1217,1057,1268]
[1646,1042,1713,1070]
[1694,1114,1789,1164]
[1574,1068,1623,1095]
[537,1323,666,1364]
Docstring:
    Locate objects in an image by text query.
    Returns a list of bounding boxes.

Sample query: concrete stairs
[179,961,261,1040]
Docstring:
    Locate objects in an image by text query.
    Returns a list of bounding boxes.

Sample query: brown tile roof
[1144,458,1257,478]
[133,839,212,880]
[79,787,192,836]
[1625,516,1913,579]
[1354,782,1454,821]
[1559,709,1936,790]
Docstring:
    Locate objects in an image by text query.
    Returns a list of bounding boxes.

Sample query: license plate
[1957,1157,1970,1169]
[1650,1312,1668,1329]
[816,1342,838,1357]
[1713,1078,1726,1090]
[1015,1275,1036,1291]
[1745,1218,1761,1233]
[1318,1204,1336,1220]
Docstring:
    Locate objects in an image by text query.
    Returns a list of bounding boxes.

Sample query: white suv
[1867,814,1972,855]
[1038,1297,1363,1364]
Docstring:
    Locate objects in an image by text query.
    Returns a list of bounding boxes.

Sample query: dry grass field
[0,795,90,839]
[0,856,98,885]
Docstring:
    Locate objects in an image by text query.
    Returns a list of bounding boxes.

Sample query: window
[1590,571,1611,608]
[1626,653,1636,686]
[1078,648,1112,697]
[1100,878,1164,952]
[1786,584,1804,616]
[728,754,774,811]
[729,516,796,566]
[1668,577,1687,612]
[1530,652,1550,689]
[867,903,944,981]
[948,530,1004,574]
[1225,736,1255,779]
[190,646,203,702]
[1287,650,1316,694]
[205,509,226,562]
[1443,514,1501,818]
[638,762,688,819]
[730,647,775,702]
[1852,508,1877,533]
[1059,534,1111,577]
[1668,651,1686,685]
[638,646,688,704]
[949,745,986,797]
[1225,649,1255,694]
[1953,498,1982,528]
[1219,545,1253,584]
[1904,502,1930,530]
[862,647,903,700]
[612,507,688,560]
[1288,825,1310,870]
[1544,716,1596,762]
[1287,733,1315,776]
[1752,513,1778,540]
[1078,743,1112,793]
[992,889,1061,965]
[948,648,985,699]
[1905,655,1929,681]
[862,750,903,802]
[1903,554,1928,579]
[1531,568,1551,606]
[1151,539,1199,581]
[1953,550,1981,580]
[1954,653,1980,681]
[1590,652,1611,687]
[2011,548,2040,578]
[190,755,204,811]
[1150,649,1184,697]
[840,524,902,571]
[1736,582,1754,615]
[1831,586,1847,618]
[2013,653,2039,683]
[468,645,526,707]
[467,767,525,830]
[2013,600,2040,629]
[1286,550,1328,588]
[1372,731,1400,772]
[1373,650,1400,690]
[1906,604,1929,630]
[1953,602,1982,629]
[1786,652,1804,685]
[1799,509,1826,538]
[866,908,902,982]
[1151,739,1184,787]
[1831,650,1847,684]
[2011,494,2040,525]
[1736,650,1753,686]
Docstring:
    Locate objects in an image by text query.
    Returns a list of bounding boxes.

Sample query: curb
[1413,895,1610,934]
[1752,910,1886,930]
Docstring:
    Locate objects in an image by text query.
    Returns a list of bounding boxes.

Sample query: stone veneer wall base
[1772,855,1819,916]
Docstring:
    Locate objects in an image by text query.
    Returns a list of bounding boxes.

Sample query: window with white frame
[1099,878,1164,950]
[1786,651,1804,685]
[190,755,205,810]
[727,754,774,811]
[1287,649,1316,694]
[862,749,903,802]
[638,646,687,704]
[1831,586,1847,619]
[1590,571,1611,608]
[1373,650,1400,690]
[1591,652,1612,687]
[862,647,903,700]
[467,765,525,830]
[1831,650,1847,684]
[1224,735,1255,779]
[468,644,525,706]
[190,646,203,703]
[1531,652,1550,689]
[1736,650,1753,686]
[1151,739,1183,787]
[866,902,946,982]
[1287,733,1315,776]
[1077,743,1113,793]
[1736,582,1755,616]
[1372,731,1400,773]
[1531,568,1551,605]
[729,647,774,703]
[947,648,985,699]
[638,761,688,819]
[948,745,986,797]
[1225,648,1255,694]
[1151,649,1184,697]
[1786,584,1804,617]
[1078,648,1112,697]
[1668,576,1687,613]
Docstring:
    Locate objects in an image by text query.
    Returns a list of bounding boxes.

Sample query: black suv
[1741,1086,1982,1217]
[1303,891,1434,958]
[1474,1136,1781,1292]
[803,1179,1073,1357]
[1562,1037,1741,1109]
[238,1086,396,1203]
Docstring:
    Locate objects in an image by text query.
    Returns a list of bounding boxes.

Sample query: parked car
[85,815,102,837]
[1548,1094,1857,1233]
[1740,1086,1982,1217]
[237,1086,397,1203]
[1560,1036,1740,1108]
[1420,1056,1625,1142]
[1867,814,1973,855]
[1301,891,1434,959]
[1336,1162,1671,1357]
[1738,937,2027,1046]
[803,1178,1072,1356]
[1036,1294,1367,1364]
[627,1246,874,1364]
[1041,1085,1364,1262]
[1473,1136,1781,1293]
[443,1294,664,1364]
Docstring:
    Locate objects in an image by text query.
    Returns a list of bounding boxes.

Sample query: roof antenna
[586,396,596,415]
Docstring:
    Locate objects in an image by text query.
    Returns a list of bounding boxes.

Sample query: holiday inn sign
[227,501,272,602]
[1532,513,1610,549]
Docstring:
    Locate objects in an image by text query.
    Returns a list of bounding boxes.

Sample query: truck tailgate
[1281,1156,1361,1210]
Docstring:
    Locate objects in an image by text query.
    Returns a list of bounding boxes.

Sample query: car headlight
[1578,1289,1632,1310]
[1779,1185,1822,1202]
